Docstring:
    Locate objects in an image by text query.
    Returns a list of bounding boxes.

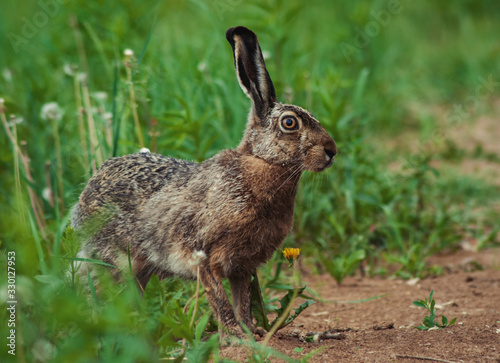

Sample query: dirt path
[221,106,500,362]
[221,248,500,362]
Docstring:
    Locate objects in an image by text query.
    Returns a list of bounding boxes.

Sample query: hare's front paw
[219,328,245,346]
[253,326,267,337]
[241,322,266,338]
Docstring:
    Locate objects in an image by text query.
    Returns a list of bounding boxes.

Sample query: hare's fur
[72,26,336,338]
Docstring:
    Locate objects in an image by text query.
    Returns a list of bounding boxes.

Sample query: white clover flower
[7,115,24,127]
[124,49,134,57]
[189,250,207,266]
[197,62,207,72]
[63,63,74,76]
[32,339,57,361]
[139,147,151,153]
[2,68,12,82]
[262,50,271,60]
[103,112,113,120]
[92,91,108,101]
[77,72,87,83]
[42,187,53,202]
[40,102,64,121]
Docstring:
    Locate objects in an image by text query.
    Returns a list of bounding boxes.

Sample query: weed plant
[413,290,457,330]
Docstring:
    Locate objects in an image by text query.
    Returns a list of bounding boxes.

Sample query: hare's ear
[226,26,277,122]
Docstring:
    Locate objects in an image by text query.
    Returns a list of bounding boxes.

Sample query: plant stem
[82,79,103,169]
[52,117,64,212]
[44,161,54,208]
[125,63,144,148]
[70,15,90,77]
[190,265,201,329]
[262,289,298,346]
[21,141,48,240]
[262,262,301,346]
[73,68,90,172]
[1,112,47,239]
[12,123,24,222]
[149,118,158,153]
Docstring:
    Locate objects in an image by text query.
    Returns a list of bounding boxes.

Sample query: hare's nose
[325,148,336,160]
[323,136,337,162]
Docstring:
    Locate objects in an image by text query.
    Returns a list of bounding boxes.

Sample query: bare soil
[221,105,500,362]
[221,247,500,362]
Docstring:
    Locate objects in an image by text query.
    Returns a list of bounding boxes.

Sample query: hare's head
[226,26,337,172]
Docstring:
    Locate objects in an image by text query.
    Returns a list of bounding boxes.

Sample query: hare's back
[76,152,198,218]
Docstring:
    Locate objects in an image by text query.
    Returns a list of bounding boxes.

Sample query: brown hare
[71,26,337,339]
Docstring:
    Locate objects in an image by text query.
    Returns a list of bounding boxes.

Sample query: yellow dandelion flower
[283,248,300,264]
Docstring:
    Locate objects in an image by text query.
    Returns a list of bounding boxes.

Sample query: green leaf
[284,300,315,328]
[142,274,163,315]
[251,272,270,331]
[429,311,436,326]
[412,301,427,309]
[34,274,63,285]
[278,287,306,313]
[240,338,301,363]
[185,333,219,362]
[442,315,448,326]
[158,302,195,344]
[86,266,99,305]
[195,314,210,343]
[423,316,430,326]
[269,287,315,330]
[324,293,387,304]
[320,249,366,284]
[62,256,119,269]
[301,347,328,361]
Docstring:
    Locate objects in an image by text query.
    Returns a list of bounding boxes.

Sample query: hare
[71,26,336,338]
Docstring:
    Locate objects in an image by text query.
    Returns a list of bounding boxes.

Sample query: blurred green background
[1,0,499,361]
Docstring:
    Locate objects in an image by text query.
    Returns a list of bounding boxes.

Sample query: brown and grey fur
[71,26,337,338]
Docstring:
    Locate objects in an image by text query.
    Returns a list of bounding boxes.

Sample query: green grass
[1,0,500,361]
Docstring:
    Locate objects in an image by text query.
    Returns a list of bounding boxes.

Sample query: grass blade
[62,256,119,269]
[112,64,121,157]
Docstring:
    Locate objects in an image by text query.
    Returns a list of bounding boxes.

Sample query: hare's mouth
[310,157,334,172]
[321,157,334,171]
[306,148,336,172]
[325,156,335,168]
[323,148,336,169]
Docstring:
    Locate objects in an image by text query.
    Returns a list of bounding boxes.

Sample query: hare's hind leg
[228,272,253,331]
[229,272,267,337]
[133,262,153,293]
[198,263,244,339]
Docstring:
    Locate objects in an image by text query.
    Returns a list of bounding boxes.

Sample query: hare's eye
[281,116,298,131]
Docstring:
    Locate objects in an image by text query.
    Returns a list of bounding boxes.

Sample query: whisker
[273,164,304,197]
